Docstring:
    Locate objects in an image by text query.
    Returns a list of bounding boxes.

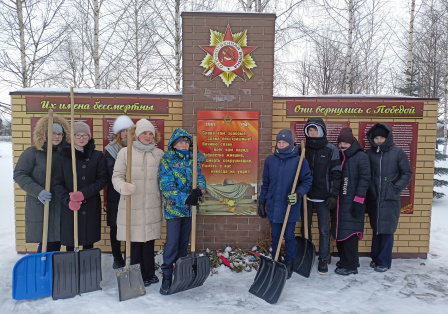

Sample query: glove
[185,188,203,206]
[287,193,301,205]
[121,183,137,195]
[69,191,84,202]
[324,196,337,211]
[351,198,365,219]
[37,190,52,204]
[69,200,81,211]
[258,201,266,218]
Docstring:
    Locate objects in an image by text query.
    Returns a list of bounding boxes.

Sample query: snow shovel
[168,135,210,295]
[249,141,306,304]
[12,110,57,300]
[115,128,146,301]
[293,194,316,278]
[52,88,102,299]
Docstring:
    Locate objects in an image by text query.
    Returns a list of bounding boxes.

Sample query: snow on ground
[0,141,447,313]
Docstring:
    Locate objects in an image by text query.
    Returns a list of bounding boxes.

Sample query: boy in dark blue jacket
[258,129,312,279]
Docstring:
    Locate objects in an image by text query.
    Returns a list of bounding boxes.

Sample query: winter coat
[53,139,107,246]
[158,128,206,219]
[260,146,313,223]
[365,123,412,235]
[13,113,70,243]
[304,118,342,201]
[331,140,370,241]
[105,141,122,226]
[112,141,164,242]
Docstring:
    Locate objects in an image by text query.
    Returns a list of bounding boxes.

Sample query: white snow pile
[0,141,447,313]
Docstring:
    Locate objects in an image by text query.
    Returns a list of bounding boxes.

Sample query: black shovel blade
[116,264,146,302]
[168,253,210,295]
[249,255,287,304]
[78,248,102,294]
[52,252,78,300]
[293,236,316,278]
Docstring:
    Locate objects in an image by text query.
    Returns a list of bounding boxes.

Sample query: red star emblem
[199,25,257,82]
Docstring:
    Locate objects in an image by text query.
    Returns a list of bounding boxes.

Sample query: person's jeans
[271,221,296,262]
[371,233,394,268]
[301,201,331,260]
[161,217,192,276]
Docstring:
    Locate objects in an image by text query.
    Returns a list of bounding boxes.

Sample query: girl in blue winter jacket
[258,129,313,279]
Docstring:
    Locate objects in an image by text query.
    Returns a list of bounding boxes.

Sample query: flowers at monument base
[209,247,264,273]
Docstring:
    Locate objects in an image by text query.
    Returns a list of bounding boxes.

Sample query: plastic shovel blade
[12,252,56,300]
[78,248,102,294]
[52,251,77,300]
[249,255,287,304]
[293,236,316,278]
[116,264,146,302]
[168,253,210,295]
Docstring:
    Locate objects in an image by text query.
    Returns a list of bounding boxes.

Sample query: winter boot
[334,267,358,276]
[336,260,360,268]
[370,261,377,268]
[112,257,125,269]
[374,265,390,272]
[159,274,172,295]
[317,259,328,275]
[285,261,294,280]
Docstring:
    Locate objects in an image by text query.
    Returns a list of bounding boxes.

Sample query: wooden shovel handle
[125,130,133,260]
[274,140,306,262]
[70,87,79,249]
[303,194,309,240]
[191,136,198,253]
[41,109,53,253]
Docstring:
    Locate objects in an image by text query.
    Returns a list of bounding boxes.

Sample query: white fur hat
[113,115,134,134]
[135,119,155,138]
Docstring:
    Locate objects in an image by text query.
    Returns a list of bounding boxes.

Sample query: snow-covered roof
[10,87,182,97]
[273,94,439,100]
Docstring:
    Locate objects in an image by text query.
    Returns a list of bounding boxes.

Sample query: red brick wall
[182,12,276,249]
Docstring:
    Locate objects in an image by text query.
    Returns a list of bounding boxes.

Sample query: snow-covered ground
[1,141,447,313]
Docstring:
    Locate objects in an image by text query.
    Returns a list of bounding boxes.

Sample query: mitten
[258,201,266,218]
[324,196,337,211]
[287,193,301,205]
[121,183,137,195]
[70,191,84,202]
[69,200,81,211]
[185,188,203,206]
[37,190,52,204]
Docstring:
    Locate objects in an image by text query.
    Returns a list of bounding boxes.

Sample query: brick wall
[272,97,438,258]
[11,91,181,253]
[182,12,275,249]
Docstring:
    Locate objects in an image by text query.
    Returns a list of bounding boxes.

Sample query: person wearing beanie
[53,121,107,252]
[158,128,207,294]
[303,118,342,274]
[332,128,370,276]
[259,129,312,279]
[14,113,70,253]
[112,119,164,286]
[365,123,412,272]
[104,115,134,269]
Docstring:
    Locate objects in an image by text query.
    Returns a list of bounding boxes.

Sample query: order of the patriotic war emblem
[199,24,257,87]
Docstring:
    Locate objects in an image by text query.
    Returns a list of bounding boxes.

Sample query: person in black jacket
[53,121,107,250]
[14,114,70,253]
[104,116,134,269]
[332,128,370,275]
[259,129,313,279]
[365,123,412,272]
[302,118,342,274]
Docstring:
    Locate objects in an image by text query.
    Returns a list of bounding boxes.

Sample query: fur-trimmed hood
[33,113,70,151]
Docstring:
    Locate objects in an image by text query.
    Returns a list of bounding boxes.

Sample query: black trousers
[37,241,61,253]
[371,233,394,268]
[161,217,192,276]
[65,244,94,251]
[131,240,155,281]
[109,225,123,260]
[336,235,359,271]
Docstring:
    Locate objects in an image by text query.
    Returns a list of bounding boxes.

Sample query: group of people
[14,113,412,297]
[259,118,412,279]
[14,114,205,295]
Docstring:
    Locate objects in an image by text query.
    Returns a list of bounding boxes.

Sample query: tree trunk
[405,0,416,94]
[444,76,447,156]
[344,0,354,94]
[93,0,100,88]
[134,1,140,90]
[174,0,181,91]
[16,0,27,87]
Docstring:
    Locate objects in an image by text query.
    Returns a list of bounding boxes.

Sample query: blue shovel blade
[12,252,57,300]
